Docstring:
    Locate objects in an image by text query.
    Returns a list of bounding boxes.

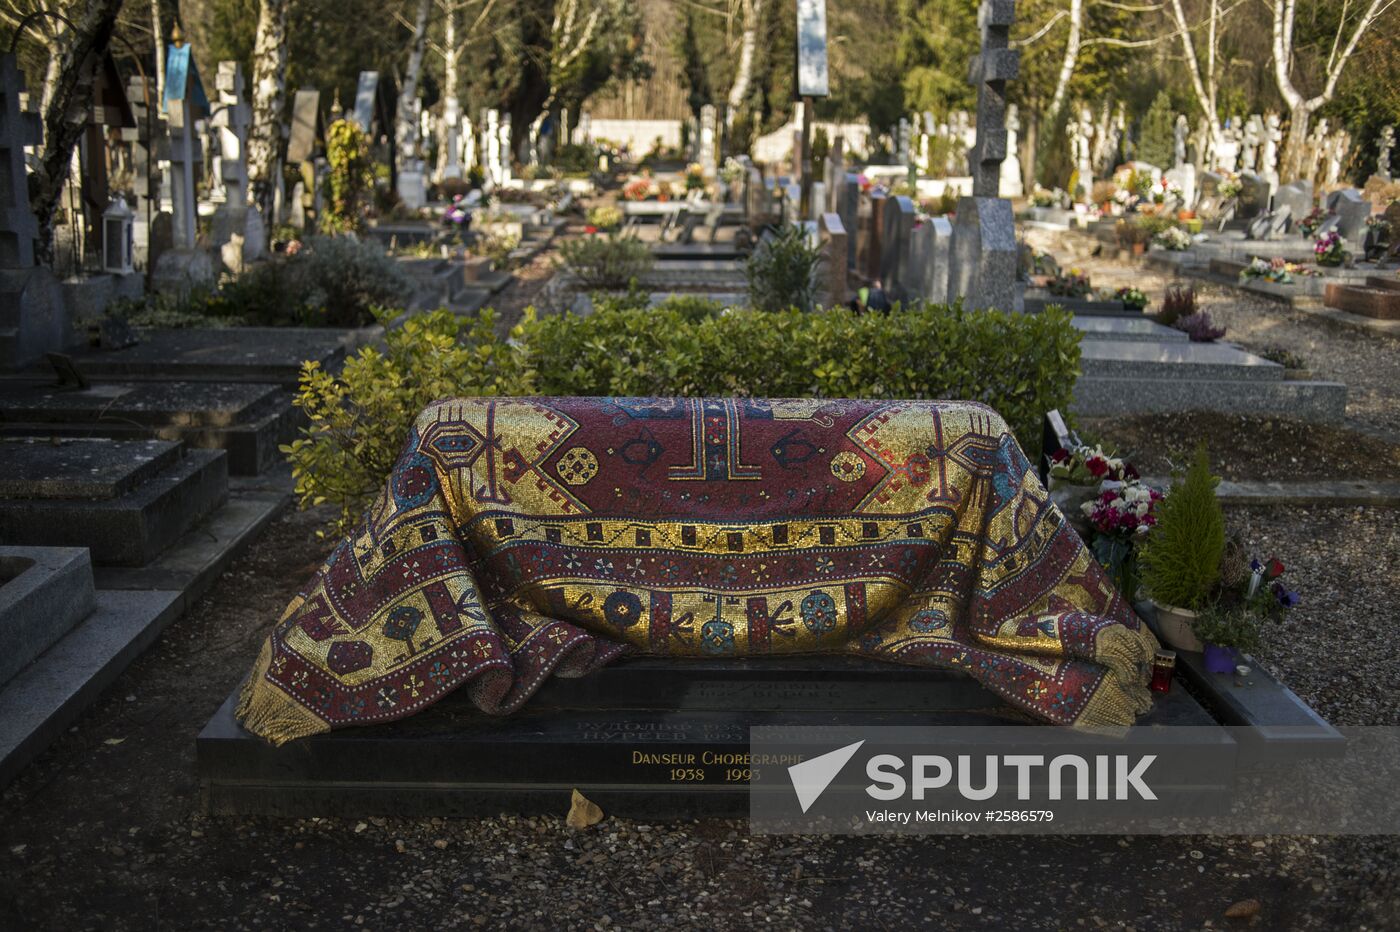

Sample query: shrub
[557,233,653,288]
[112,235,410,328]
[585,205,623,231]
[322,120,375,235]
[1172,311,1225,342]
[747,223,823,312]
[1138,90,1176,169]
[283,307,536,535]
[1153,285,1197,326]
[1138,444,1225,610]
[285,302,1083,530]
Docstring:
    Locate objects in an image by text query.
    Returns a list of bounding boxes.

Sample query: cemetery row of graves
[0,1,1398,926]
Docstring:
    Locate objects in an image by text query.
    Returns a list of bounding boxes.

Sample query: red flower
[1051,449,1070,463]
[585,225,598,234]
[1267,558,1285,579]
[1086,457,1109,478]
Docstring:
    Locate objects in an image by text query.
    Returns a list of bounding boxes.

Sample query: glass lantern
[102,197,135,275]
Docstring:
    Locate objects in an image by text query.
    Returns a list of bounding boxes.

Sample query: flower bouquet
[1296,207,1326,238]
[1217,175,1243,200]
[1080,481,1163,604]
[1114,286,1149,310]
[1153,226,1193,251]
[1048,444,1138,536]
[622,178,652,202]
[1314,231,1349,267]
[684,162,706,192]
[1047,267,1093,298]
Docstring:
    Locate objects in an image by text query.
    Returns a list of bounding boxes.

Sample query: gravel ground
[3,502,1400,930]
[1025,228,1400,440]
[1080,412,1400,482]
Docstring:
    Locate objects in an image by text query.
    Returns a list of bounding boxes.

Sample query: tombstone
[484,109,503,185]
[837,172,860,269]
[896,117,912,170]
[71,52,136,264]
[209,61,264,268]
[699,104,718,178]
[949,0,1022,313]
[1247,206,1289,241]
[864,191,886,282]
[1260,113,1282,192]
[1274,180,1313,233]
[1070,105,1093,198]
[1237,172,1270,219]
[1000,104,1024,197]
[809,181,826,221]
[1328,189,1371,245]
[1241,115,1262,173]
[123,75,167,267]
[0,53,72,367]
[1164,163,1197,210]
[351,71,380,134]
[1375,125,1394,181]
[823,136,845,214]
[1173,114,1189,168]
[909,215,952,304]
[818,213,847,306]
[1215,119,1240,172]
[498,114,513,183]
[461,115,476,174]
[152,38,215,294]
[880,195,915,301]
[437,95,463,182]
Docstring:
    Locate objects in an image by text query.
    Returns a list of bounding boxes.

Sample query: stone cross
[123,75,164,265]
[485,109,502,185]
[948,0,1021,313]
[966,0,1019,198]
[1261,112,1282,181]
[897,117,911,170]
[0,53,41,269]
[1173,114,1188,168]
[498,114,513,183]
[461,115,476,173]
[438,95,463,181]
[699,104,718,178]
[1242,115,1262,173]
[1071,106,1093,198]
[1000,104,1023,197]
[165,55,205,250]
[1377,125,1394,180]
[211,61,250,207]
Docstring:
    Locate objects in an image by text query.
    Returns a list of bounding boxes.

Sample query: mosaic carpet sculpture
[238,398,1158,743]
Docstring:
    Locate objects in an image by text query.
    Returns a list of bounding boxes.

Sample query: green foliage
[284,307,537,536]
[553,143,598,176]
[1139,445,1226,610]
[585,205,623,231]
[1138,91,1176,169]
[747,224,823,313]
[112,236,410,328]
[323,120,375,235]
[286,302,1082,531]
[557,233,654,289]
[1193,605,1261,652]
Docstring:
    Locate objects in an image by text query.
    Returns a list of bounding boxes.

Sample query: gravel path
[3,503,1399,930]
[1025,228,1400,440]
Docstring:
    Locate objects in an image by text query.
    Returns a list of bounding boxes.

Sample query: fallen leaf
[1225,899,1261,921]
[103,738,125,746]
[566,789,604,829]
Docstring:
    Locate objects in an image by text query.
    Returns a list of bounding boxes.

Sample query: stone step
[0,546,94,687]
[1072,316,1187,343]
[1325,282,1400,320]
[1079,340,1284,382]
[0,381,298,476]
[1073,375,1347,421]
[0,488,287,789]
[0,439,229,566]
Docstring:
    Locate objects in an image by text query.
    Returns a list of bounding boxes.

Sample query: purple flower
[1272,581,1300,608]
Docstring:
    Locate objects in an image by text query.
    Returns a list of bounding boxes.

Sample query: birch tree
[1044,0,1082,125]
[725,0,762,131]
[1167,0,1228,167]
[248,0,291,231]
[25,0,127,265]
[1269,0,1398,179]
[395,0,431,164]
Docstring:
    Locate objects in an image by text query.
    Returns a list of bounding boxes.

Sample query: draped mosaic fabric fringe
[237,397,1158,744]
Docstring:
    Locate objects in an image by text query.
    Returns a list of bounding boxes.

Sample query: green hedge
[286,302,1081,532]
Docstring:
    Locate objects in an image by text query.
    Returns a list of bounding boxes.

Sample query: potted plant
[1193,546,1298,672]
[1137,445,1225,651]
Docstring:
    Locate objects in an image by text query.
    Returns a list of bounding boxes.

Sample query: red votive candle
[1150,650,1176,694]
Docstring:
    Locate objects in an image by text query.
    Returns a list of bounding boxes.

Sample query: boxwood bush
[286,302,1081,532]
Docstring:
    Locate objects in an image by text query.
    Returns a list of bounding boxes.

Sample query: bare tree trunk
[150,0,164,100]
[31,0,127,266]
[397,0,431,163]
[1168,0,1224,161]
[1045,0,1082,125]
[725,0,761,131]
[248,0,290,228]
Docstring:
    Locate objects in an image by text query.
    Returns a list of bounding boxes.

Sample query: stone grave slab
[0,380,297,476]
[48,328,351,387]
[1071,316,1187,342]
[198,655,1221,818]
[1022,294,1135,316]
[0,546,94,687]
[0,438,228,566]
[1324,280,1400,320]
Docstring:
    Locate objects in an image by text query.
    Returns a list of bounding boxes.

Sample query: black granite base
[199,657,1220,818]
